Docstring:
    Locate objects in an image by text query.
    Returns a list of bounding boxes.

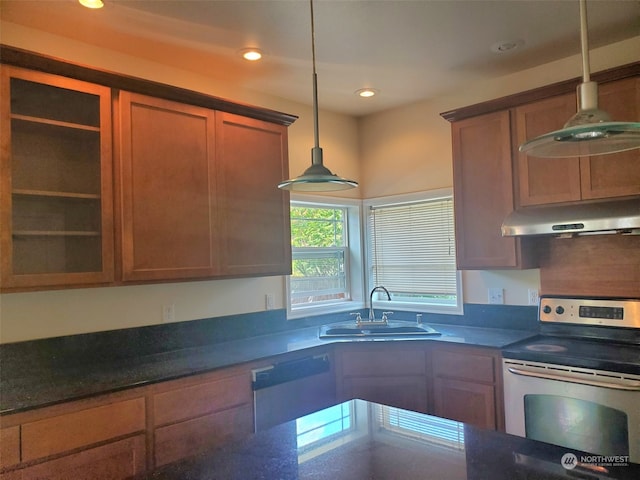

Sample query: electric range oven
[502,296,640,463]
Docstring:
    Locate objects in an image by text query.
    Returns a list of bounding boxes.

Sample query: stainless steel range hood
[501,198,640,237]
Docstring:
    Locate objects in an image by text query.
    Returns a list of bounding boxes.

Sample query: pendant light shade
[519,0,640,158]
[278,0,358,191]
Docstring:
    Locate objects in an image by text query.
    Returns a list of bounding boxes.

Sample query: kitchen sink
[319,321,440,338]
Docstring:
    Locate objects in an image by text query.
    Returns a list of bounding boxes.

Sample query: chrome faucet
[369,286,391,321]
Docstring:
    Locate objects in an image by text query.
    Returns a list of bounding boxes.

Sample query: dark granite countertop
[142,399,639,480]
[0,309,536,415]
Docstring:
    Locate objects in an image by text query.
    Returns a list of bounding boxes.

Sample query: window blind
[377,405,465,450]
[369,198,456,296]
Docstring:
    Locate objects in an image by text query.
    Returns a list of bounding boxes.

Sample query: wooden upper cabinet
[580,77,640,200]
[215,112,291,277]
[515,93,580,206]
[451,110,531,269]
[117,92,219,281]
[0,66,114,290]
[516,77,640,206]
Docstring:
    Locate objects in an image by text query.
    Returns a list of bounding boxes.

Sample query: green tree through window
[290,206,349,307]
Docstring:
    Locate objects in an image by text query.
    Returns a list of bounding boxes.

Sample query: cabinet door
[216,112,291,276]
[154,404,253,467]
[341,376,428,414]
[452,110,529,269]
[117,92,219,281]
[3,435,146,480]
[0,66,114,290]
[580,77,640,200]
[336,344,428,413]
[433,378,496,430]
[431,345,503,431]
[515,93,581,206]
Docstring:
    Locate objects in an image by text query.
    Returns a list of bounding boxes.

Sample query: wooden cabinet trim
[0,45,297,127]
[441,61,640,122]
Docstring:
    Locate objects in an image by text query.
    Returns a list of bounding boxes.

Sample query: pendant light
[519,0,640,158]
[278,0,358,191]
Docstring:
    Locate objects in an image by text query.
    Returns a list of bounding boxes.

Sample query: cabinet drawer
[4,434,145,480]
[153,372,251,427]
[340,348,426,377]
[154,404,253,467]
[21,398,145,462]
[432,349,495,383]
[0,426,20,468]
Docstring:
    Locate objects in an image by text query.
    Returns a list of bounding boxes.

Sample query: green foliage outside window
[290,207,344,248]
[290,206,348,305]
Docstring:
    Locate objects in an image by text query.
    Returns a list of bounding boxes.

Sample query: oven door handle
[507,366,640,391]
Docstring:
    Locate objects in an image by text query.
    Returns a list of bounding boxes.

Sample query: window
[365,189,462,314]
[288,195,364,318]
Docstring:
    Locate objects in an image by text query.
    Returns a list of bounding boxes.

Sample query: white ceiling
[1,0,639,116]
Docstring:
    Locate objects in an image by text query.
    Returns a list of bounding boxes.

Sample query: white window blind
[369,197,456,298]
[377,405,465,450]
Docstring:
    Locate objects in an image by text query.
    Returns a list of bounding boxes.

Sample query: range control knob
[542,305,552,314]
[555,306,565,315]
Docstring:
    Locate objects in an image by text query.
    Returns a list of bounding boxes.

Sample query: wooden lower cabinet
[154,404,253,467]
[0,364,255,478]
[430,344,504,431]
[0,392,147,479]
[433,378,496,430]
[0,427,20,470]
[1,435,146,480]
[335,342,504,431]
[151,366,254,467]
[335,343,429,414]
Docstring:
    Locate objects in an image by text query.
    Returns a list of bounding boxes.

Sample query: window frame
[364,189,463,316]
[286,194,365,319]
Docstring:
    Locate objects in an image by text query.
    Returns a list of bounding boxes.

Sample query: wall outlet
[265,294,275,310]
[528,289,539,306]
[488,288,504,305]
[162,304,175,322]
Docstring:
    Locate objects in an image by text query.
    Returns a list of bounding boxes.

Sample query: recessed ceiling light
[491,39,524,54]
[355,88,378,98]
[79,0,104,8]
[240,49,263,61]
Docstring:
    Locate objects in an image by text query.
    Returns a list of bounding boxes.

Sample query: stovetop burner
[502,296,640,375]
[503,335,640,375]
[524,344,568,353]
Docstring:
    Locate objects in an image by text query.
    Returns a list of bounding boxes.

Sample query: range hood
[501,198,640,237]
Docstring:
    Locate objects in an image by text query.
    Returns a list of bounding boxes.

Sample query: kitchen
[1,0,639,478]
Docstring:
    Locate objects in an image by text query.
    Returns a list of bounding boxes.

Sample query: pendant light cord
[310,0,321,158]
[579,0,591,83]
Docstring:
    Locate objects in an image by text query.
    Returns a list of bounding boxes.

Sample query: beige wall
[359,35,639,306]
[1,21,637,343]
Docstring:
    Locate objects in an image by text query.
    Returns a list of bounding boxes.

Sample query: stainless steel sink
[319,321,440,338]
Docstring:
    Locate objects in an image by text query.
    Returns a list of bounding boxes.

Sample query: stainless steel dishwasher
[252,353,336,432]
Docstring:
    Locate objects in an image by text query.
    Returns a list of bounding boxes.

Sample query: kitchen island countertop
[141,399,640,480]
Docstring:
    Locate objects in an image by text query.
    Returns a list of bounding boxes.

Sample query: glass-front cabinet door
[0,66,114,290]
